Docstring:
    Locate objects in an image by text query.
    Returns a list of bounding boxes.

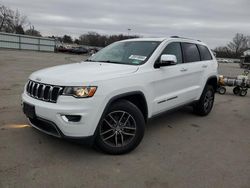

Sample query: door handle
[180,68,188,72]
[202,65,208,68]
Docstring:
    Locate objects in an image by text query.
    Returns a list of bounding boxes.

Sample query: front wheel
[193,85,215,116]
[95,100,145,155]
[239,89,247,97]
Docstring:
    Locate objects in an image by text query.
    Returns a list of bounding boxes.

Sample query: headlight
[63,86,97,98]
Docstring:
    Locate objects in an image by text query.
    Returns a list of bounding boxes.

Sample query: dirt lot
[0,49,250,188]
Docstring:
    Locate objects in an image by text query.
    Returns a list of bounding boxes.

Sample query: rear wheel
[193,85,215,116]
[95,100,145,155]
[218,87,226,95]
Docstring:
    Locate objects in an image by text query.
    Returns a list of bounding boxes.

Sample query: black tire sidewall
[95,100,145,154]
[240,90,247,96]
[218,87,226,94]
[194,85,215,116]
[233,87,240,95]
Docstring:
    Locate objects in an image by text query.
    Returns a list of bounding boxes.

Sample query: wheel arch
[102,91,149,123]
[205,75,218,91]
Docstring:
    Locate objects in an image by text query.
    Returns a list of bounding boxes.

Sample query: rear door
[197,44,214,92]
[179,43,204,101]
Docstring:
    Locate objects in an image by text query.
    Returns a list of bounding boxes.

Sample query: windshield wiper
[86,59,130,65]
[99,60,114,63]
[85,59,94,62]
[98,60,126,64]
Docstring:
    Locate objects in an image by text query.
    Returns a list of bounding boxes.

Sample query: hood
[29,62,139,86]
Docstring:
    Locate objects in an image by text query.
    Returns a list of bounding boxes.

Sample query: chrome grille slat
[31,82,35,97]
[44,86,50,101]
[41,85,46,99]
[49,86,53,102]
[28,81,32,93]
[25,80,63,103]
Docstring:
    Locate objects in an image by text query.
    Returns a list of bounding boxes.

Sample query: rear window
[182,43,200,63]
[198,45,213,61]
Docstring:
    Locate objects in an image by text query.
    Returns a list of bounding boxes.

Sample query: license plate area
[23,102,36,119]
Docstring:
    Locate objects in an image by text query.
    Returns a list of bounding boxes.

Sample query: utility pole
[127,28,131,37]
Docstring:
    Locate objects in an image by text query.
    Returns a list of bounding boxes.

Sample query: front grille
[26,80,63,103]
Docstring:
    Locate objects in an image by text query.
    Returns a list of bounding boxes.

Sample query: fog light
[61,115,81,122]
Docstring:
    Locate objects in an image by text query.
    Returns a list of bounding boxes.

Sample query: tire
[95,100,145,155]
[218,87,226,95]
[239,89,247,97]
[233,87,240,95]
[193,85,215,116]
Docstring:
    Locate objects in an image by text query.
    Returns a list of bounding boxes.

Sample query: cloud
[2,0,250,48]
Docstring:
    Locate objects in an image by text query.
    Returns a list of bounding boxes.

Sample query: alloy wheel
[100,111,137,147]
[204,90,214,112]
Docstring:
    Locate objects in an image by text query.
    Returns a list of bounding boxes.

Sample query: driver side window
[161,42,183,64]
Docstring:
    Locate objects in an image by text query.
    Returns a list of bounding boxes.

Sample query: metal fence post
[38,38,40,51]
[19,35,21,50]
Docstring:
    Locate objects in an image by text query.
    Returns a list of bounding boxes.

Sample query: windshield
[87,41,160,65]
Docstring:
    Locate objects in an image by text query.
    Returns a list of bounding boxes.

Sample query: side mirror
[160,54,177,66]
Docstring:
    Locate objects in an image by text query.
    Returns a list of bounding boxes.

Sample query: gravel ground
[0,49,250,188]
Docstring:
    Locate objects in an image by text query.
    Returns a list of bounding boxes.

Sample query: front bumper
[27,116,95,145]
[22,92,104,138]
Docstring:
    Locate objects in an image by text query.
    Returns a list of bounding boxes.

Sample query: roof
[121,36,205,45]
[122,37,166,42]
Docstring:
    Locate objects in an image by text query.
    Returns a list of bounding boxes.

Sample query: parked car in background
[57,46,70,53]
[217,58,230,63]
[233,59,241,64]
[70,47,88,54]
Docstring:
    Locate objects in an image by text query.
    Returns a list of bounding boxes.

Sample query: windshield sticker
[129,55,147,61]
[131,60,141,64]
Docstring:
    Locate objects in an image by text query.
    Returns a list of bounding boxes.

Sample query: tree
[214,33,250,58]
[79,32,101,46]
[74,39,80,45]
[0,4,28,33]
[0,5,13,32]
[247,36,250,49]
[227,33,248,57]
[62,35,73,43]
[79,31,139,47]
[11,9,27,34]
[15,25,24,34]
[214,46,232,58]
[25,26,42,37]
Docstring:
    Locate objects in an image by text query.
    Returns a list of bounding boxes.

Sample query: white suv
[22,36,218,154]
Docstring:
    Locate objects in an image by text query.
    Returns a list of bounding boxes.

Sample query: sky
[2,0,250,48]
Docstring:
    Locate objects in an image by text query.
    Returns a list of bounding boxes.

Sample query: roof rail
[170,36,201,42]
